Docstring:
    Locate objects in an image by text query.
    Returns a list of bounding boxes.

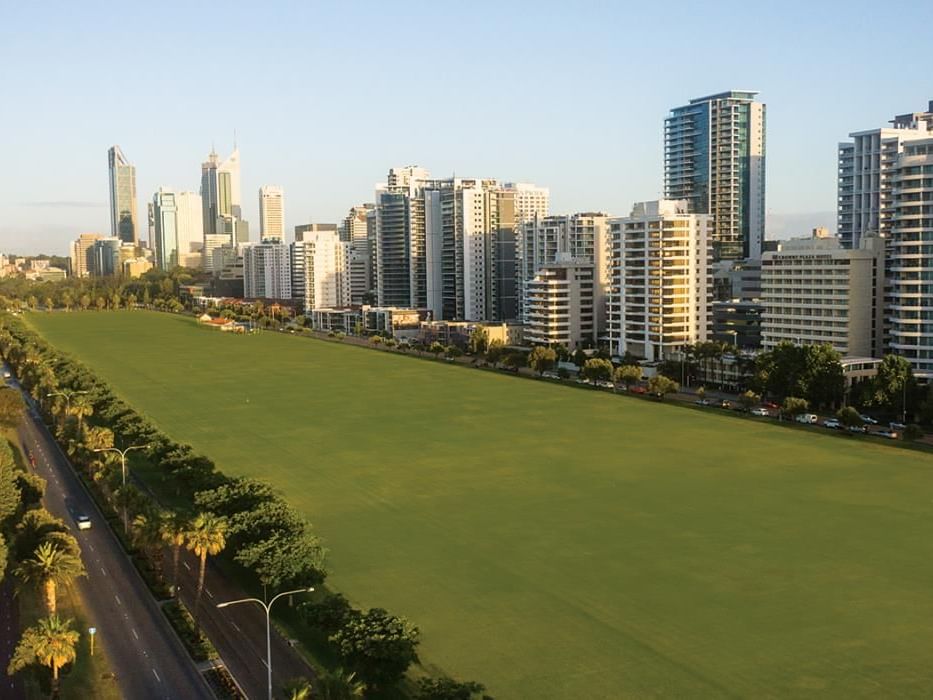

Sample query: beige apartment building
[69,233,102,277]
[524,258,596,349]
[760,228,885,357]
[608,200,712,360]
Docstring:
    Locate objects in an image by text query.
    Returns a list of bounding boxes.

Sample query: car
[596,380,615,389]
[889,421,907,431]
[822,418,842,429]
[630,386,647,394]
[795,413,819,424]
[877,429,899,440]
[719,400,732,409]
[763,401,779,410]
[542,371,560,380]
[2,371,10,379]
[847,425,868,434]
[859,414,878,425]
[695,398,711,406]
[750,407,769,417]
[76,515,92,531]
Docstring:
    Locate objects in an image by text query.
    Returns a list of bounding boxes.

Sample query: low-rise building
[712,299,764,350]
[310,305,431,337]
[418,320,523,350]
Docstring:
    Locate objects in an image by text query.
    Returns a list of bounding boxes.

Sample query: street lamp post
[216,587,315,700]
[46,390,88,425]
[93,445,148,534]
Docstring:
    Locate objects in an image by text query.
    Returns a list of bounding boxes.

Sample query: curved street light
[93,444,149,533]
[216,587,315,700]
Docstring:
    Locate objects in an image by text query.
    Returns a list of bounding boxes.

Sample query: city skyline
[1,1,930,254]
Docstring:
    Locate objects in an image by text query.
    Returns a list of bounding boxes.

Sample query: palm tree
[160,513,188,595]
[314,668,367,699]
[15,542,86,615]
[7,615,79,693]
[283,678,312,700]
[67,395,93,437]
[132,510,166,581]
[185,512,227,613]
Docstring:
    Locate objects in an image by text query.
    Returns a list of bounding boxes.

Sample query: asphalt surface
[15,386,213,700]
[172,535,317,697]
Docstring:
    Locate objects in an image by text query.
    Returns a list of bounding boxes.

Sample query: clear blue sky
[1,0,929,254]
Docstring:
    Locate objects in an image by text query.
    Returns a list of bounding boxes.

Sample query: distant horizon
[1,1,928,255]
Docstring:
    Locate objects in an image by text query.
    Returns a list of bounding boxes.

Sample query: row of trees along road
[0,314,490,699]
[1,386,85,696]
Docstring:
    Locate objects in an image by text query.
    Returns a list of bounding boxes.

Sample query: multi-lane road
[14,384,214,699]
[9,373,318,699]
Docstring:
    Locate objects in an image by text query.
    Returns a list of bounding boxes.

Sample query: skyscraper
[664,91,766,261]
[70,233,103,278]
[201,146,243,239]
[837,101,933,248]
[259,185,285,242]
[242,242,291,300]
[108,146,138,244]
[151,189,204,270]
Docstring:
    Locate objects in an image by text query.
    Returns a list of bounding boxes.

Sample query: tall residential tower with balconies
[664,91,765,261]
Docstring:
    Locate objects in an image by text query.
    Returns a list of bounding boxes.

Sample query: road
[173,541,317,698]
[0,579,25,699]
[15,386,213,700]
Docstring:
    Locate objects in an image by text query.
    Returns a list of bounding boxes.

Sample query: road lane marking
[152,668,161,682]
[231,622,241,633]
[114,594,122,606]
[183,561,191,571]
[100,566,107,576]
[206,589,213,599]
[132,628,139,640]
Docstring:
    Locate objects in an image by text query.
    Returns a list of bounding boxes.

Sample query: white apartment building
[203,234,230,272]
[290,231,351,313]
[838,102,933,248]
[761,229,885,357]
[524,258,596,349]
[259,185,285,242]
[341,204,375,303]
[519,213,609,331]
[888,136,933,377]
[242,242,291,300]
[608,200,711,361]
[151,189,203,270]
[70,233,103,278]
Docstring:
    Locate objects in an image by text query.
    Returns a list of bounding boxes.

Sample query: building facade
[664,91,765,261]
[887,135,933,377]
[258,185,284,242]
[151,189,204,270]
[108,146,138,244]
[837,101,933,248]
[608,200,712,361]
[524,259,596,350]
[760,229,885,357]
[201,147,244,240]
[290,231,351,313]
[70,233,102,278]
[242,242,291,300]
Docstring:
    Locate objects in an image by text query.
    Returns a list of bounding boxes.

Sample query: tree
[160,513,189,595]
[132,510,166,580]
[67,395,94,437]
[527,346,557,376]
[647,374,678,399]
[484,340,505,367]
[444,345,462,360]
[869,354,915,415]
[467,326,488,356]
[0,534,7,585]
[428,342,445,358]
[805,344,845,409]
[185,512,228,613]
[79,294,90,311]
[738,390,761,411]
[837,406,864,430]
[15,471,45,510]
[613,365,642,389]
[369,336,383,346]
[0,387,25,430]
[572,348,587,368]
[781,396,809,421]
[416,677,487,700]
[311,668,367,699]
[582,358,613,383]
[0,440,21,526]
[502,352,525,370]
[7,615,79,693]
[330,608,419,687]
[283,678,313,700]
[15,541,86,615]
[234,531,327,591]
[696,386,706,401]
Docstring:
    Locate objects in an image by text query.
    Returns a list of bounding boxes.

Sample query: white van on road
[795,413,819,424]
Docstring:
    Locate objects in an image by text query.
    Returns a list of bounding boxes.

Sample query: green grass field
[27,311,933,698]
